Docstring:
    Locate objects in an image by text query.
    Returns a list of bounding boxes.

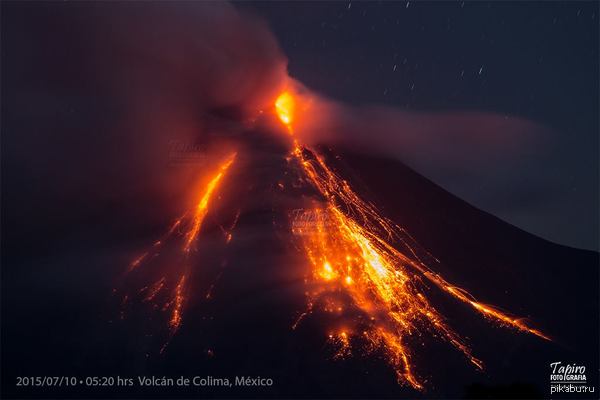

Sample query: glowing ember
[277,90,549,389]
[169,275,186,330]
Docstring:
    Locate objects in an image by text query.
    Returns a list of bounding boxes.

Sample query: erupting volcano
[115,87,550,390]
[3,3,599,399]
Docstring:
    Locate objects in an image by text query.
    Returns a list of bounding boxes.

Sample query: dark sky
[236,0,599,250]
[1,0,598,252]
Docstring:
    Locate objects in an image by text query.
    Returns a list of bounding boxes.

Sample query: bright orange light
[121,151,238,344]
[184,152,237,252]
[289,143,549,389]
[169,275,186,330]
[275,91,295,128]
[118,87,550,389]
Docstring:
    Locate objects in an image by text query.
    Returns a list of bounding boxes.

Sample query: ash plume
[288,91,555,229]
[6,0,555,234]
[3,2,288,231]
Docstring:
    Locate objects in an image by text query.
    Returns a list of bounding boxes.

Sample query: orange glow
[127,252,148,272]
[142,277,166,303]
[120,151,237,345]
[169,275,186,331]
[329,330,352,359]
[184,153,237,252]
[117,87,549,389]
[276,90,549,389]
[275,91,295,127]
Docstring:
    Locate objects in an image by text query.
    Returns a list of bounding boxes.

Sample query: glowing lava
[184,153,237,252]
[275,91,295,128]
[276,89,549,389]
[116,88,548,390]
[119,151,237,341]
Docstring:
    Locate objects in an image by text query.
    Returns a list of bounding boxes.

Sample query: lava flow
[276,90,549,389]
[117,152,237,341]
[115,87,548,390]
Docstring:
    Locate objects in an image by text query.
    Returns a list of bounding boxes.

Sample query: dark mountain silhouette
[340,150,599,398]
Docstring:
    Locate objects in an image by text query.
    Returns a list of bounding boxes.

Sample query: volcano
[2,90,598,399]
[78,95,600,397]
[2,3,597,399]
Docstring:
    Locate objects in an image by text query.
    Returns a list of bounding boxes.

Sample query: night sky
[2,1,598,249]
[237,1,599,250]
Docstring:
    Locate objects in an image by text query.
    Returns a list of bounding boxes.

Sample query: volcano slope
[2,127,597,399]
[108,129,598,398]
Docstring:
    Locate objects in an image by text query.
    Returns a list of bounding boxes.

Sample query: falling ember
[142,277,166,303]
[169,275,186,331]
[276,89,548,389]
[329,330,352,360]
[128,252,148,273]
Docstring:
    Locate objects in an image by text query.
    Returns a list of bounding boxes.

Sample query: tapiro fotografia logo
[290,208,335,234]
[168,140,208,165]
[549,361,595,395]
